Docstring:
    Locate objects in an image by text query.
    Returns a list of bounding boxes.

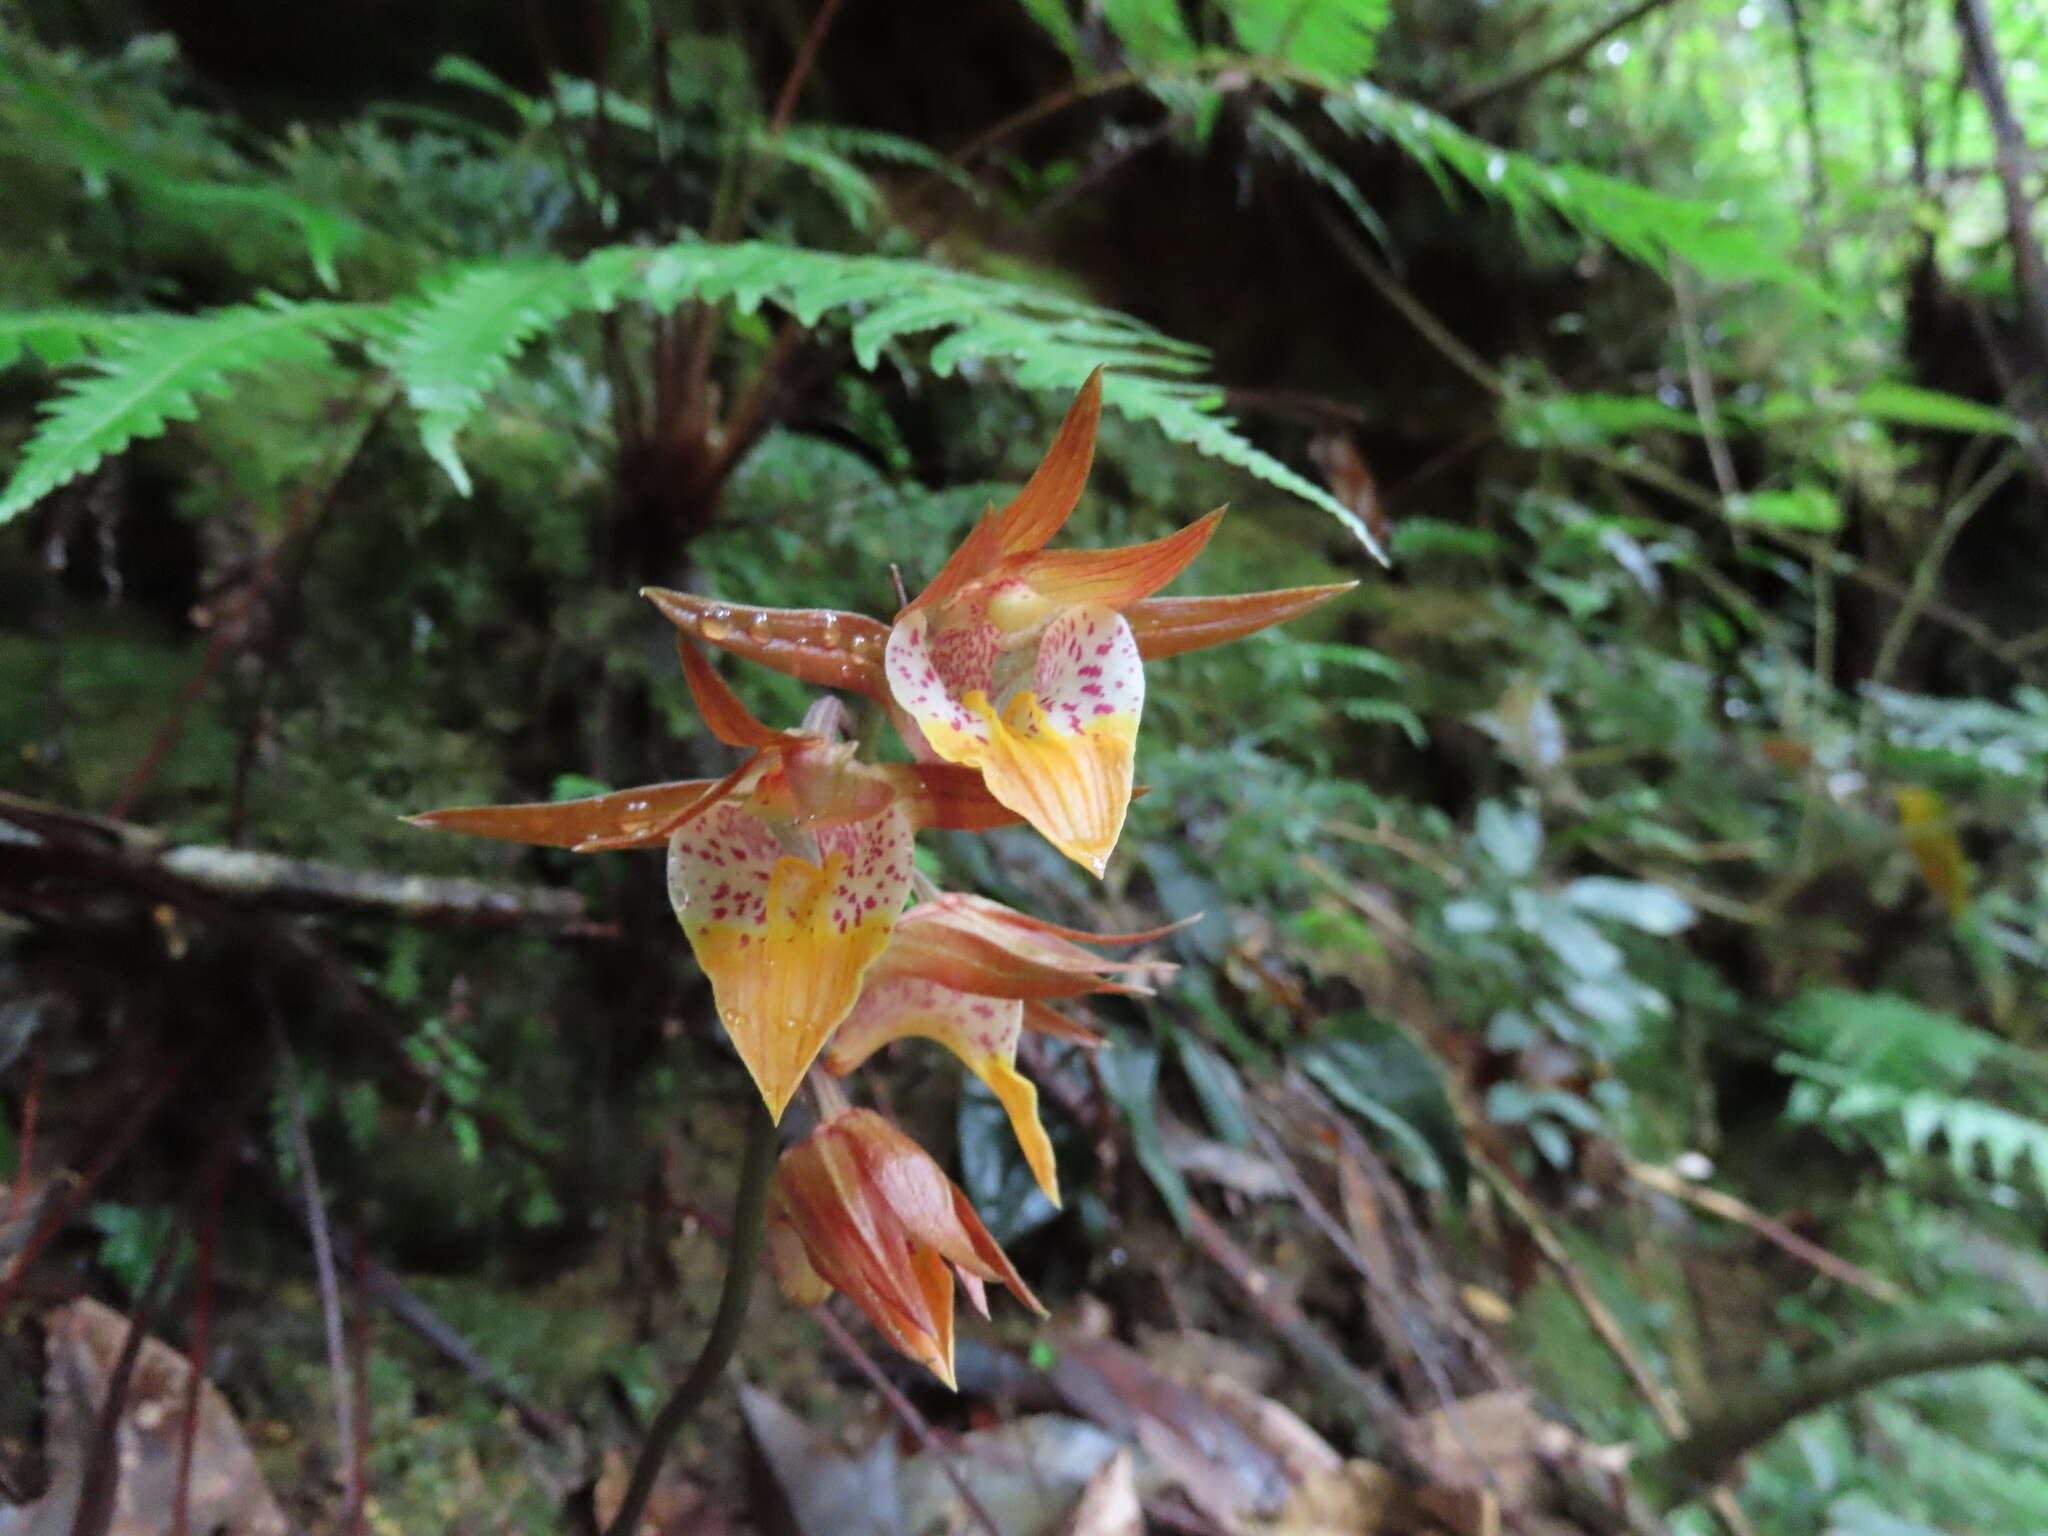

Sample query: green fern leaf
[382,261,595,496]
[1231,0,1388,79]
[1324,84,1813,294]
[0,52,358,287]
[393,242,1382,556]
[0,301,379,523]
[0,311,132,371]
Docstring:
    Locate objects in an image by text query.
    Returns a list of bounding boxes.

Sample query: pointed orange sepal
[769,1108,1043,1387]
[642,589,891,700]
[675,636,805,751]
[907,370,1103,616]
[1021,998,1106,1047]
[993,366,1102,557]
[880,893,1176,1001]
[406,777,724,851]
[1013,507,1225,611]
[1123,581,1356,660]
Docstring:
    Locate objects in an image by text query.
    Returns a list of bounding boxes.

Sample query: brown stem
[599,1100,778,1536]
[1954,0,2048,367]
[1442,0,1693,115]
[1643,1319,2048,1505]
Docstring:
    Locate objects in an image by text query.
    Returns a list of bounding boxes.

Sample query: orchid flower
[823,894,1177,1207]
[767,1103,1044,1388]
[409,640,1017,1122]
[641,370,1354,877]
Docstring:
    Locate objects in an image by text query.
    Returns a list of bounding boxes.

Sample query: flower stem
[600,1101,779,1536]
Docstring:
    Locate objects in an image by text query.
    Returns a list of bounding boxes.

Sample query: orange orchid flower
[823,894,1178,1208]
[643,370,1354,876]
[766,1104,1044,1388]
[409,640,1018,1122]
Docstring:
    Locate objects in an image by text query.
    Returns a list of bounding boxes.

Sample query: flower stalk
[599,1100,780,1536]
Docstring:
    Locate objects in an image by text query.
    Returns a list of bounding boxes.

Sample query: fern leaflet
[0,302,381,523]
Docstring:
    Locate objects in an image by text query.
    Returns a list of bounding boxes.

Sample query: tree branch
[1643,1319,2048,1504]
[1442,0,1693,115]
[1954,0,2048,368]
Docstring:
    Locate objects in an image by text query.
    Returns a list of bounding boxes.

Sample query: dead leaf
[3,1297,285,1536]
[1062,1450,1141,1536]
[1250,1459,1398,1536]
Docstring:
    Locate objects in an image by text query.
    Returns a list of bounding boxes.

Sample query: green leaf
[1298,1012,1463,1192]
[1011,0,1086,63]
[1230,0,1388,79]
[0,302,377,523]
[1100,0,1198,63]
[1564,877,1697,935]
[1474,800,1542,876]
[382,260,594,496]
[1324,85,1814,296]
[1729,484,1841,532]
[1174,1030,1251,1147]
[1854,382,2022,437]
[1099,1034,1192,1231]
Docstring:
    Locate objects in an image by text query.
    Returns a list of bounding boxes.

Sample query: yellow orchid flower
[409,639,1019,1122]
[642,370,1354,876]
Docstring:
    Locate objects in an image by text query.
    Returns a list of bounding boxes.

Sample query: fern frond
[380,262,597,496]
[0,311,133,371]
[1323,84,1812,293]
[1229,0,1388,79]
[394,242,1383,555]
[1795,1068,2048,1202]
[0,302,380,523]
[0,50,358,286]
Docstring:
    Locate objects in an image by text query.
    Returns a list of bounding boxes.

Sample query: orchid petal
[828,978,1061,1205]
[1123,582,1357,659]
[642,589,891,699]
[882,763,1026,832]
[967,605,1144,876]
[667,799,910,1120]
[675,636,803,751]
[406,777,721,851]
[992,367,1102,557]
[885,611,995,764]
[1012,507,1224,611]
[907,370,1103,615]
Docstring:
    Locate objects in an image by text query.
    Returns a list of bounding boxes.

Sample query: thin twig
[70,1230,182,1536]
[1624,1161,1907,1305]
[1866,445,2023,699]
[1442,0,1694,114]
[170,1147,227,1536]
[1182,1200,1407,1462]
[814,1302,1003,1536]
[1953,0,2048,366]
[271,1013,356,1506]
[1472,1154,1759,1536]
[769,0,847,134]
[600,1101,779,1536]
[115,390,389,823]
[1643,1319,2048,1505]
[1671,265,1741,503]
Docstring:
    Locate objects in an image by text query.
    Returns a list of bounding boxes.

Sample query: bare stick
[1644,1319,2048,1505]
[1625,1161,1906,1305]
[170,1149,227,1536]
[271,1016,357,1506]
[814,1302,1003,1536]
[1443,0,1693,114]
[1954,0,2048,366]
